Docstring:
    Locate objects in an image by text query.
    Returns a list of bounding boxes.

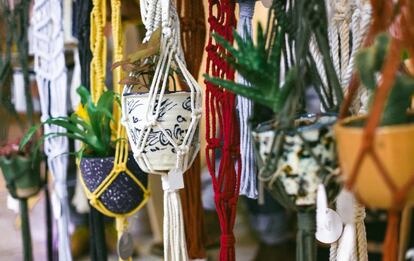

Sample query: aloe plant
[356,33,414,126]
[20,86,119,158]
[204,0,342,121]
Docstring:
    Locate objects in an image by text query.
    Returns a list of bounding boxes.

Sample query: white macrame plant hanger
[311,0,372,260]
[31,0,72,260]
[122,0,202,260]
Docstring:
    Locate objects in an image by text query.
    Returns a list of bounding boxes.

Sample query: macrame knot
[113,165,125,173]
[191,108,202,119]
[333,3,351,23]
[238,0,255,19]
[354,204,366,223]
[163,27,172,38]
[89,196,98,206]
[134,150,143,159]
[146,118,158,128]
[207,138,221,149]
[178,145,189,155]
[220,234,235,248]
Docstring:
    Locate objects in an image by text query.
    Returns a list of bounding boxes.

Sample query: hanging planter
[204,1,344,260]
[253,114,339,207]
[123,89,199,174]
[336,115,414,209]
[20,86,150,216]
[120,1,202,260]
[335,21,414,259]
[79,154,148,214]
[335,33,414,210]
[0,153,42,199]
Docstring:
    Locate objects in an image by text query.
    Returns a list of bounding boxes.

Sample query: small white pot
[123,91,199,174]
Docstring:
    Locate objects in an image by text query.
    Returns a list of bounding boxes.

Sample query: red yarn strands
[205,0,241,261]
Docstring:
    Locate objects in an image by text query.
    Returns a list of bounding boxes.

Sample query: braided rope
[90,0,107,102]
[31,0,71,260]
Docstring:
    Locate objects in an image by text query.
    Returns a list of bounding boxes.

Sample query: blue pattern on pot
[123,91,199,173]
[79,155,148,214]
[253,115,338,206]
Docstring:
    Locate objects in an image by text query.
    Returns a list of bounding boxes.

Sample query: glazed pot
[0,154,42,199]
[252,114,339,207]
[79,154,148,214]
[122,91,199,174]
[335,116,414,209]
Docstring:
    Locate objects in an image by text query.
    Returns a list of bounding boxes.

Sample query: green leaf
[76,86,90,105]
[19,124,41,151]
[381,75,414,126]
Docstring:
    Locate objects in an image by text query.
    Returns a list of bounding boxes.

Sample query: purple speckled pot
[79,154,148,214]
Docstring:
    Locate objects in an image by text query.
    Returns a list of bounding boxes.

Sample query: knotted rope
[31,0,72,260]
[124,1,202,260]
[205,0,241,259]
[86,1,150,260]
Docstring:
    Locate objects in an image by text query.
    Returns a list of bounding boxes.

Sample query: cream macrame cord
[122,1,202,260]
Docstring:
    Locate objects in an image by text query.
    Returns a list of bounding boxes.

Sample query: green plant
[356,33,414,126]
[20,86,119,158]
[204,0,342,123]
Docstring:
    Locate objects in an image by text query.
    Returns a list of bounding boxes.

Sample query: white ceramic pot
[123,91,199,174]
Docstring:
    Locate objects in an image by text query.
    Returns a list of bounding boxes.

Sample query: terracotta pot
[0,155,41,199]
[79,154,148,214]
[252,114,339,207]
[123,91,199,174]
[335,116,414,209]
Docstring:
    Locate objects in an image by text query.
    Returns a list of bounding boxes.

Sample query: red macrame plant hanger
[205,0,241,260]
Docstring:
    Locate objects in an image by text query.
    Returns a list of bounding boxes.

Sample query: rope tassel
[163,188,189,261]
[237,0,257,199]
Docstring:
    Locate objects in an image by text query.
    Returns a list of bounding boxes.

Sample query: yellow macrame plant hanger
[79,0,150,260]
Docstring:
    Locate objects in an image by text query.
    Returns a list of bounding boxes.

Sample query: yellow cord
[86,1,150,260]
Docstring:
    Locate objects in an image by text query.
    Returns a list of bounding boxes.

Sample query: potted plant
[0,1,43,260]
[205,1,343,260]
[335,33,414,209]
[20,86,148,215]
[120,18,202,176]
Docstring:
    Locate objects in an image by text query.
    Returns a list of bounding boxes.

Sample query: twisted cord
[355,204,368,261]
[237,0,257,199]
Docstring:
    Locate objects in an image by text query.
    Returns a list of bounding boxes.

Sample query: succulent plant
[356,33,414,126]
[20,86,120,158]
[204,0,342,122]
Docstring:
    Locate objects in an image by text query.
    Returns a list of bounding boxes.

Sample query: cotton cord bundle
[124,1,202,260]
[204,0,241,259]
[311,0,372,113]
[31,0,72,260]
[310,1,371,260]
[237,0,257,199]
